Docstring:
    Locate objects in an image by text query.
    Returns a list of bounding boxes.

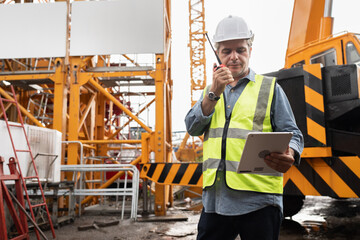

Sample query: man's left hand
[264,147,295,173]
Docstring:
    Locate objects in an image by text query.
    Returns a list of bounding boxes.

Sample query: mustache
[228,63,243,67]
[228,60,242,65]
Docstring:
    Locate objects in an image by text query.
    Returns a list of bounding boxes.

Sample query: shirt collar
[247,68,256,82]
[235,68,256,86]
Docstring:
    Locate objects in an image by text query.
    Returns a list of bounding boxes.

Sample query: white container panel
[0,120,62,183]
[27,125,62,182]
[0,121,29,177]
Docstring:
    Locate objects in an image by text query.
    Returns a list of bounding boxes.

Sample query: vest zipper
[221,115,231,163]
[220,91,232,171]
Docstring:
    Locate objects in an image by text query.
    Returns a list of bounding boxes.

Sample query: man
[185,15,304,240]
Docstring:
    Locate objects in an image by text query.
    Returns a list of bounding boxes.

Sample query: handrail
[61,164,139,220]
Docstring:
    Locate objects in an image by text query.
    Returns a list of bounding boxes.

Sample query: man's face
[217,39,252,80]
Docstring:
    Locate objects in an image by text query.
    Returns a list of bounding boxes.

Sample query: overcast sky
[170,0,360,132]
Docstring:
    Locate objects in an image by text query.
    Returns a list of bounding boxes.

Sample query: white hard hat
[213,15,254,43]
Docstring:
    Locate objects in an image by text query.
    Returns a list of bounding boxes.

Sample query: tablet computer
[236,132,293,174]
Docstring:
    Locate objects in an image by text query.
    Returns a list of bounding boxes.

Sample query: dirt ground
[29,212,359,240]
[28,196,360,240]
[30,208,200,240]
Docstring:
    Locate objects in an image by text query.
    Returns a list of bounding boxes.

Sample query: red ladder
[0,156,29,240]
[0,85,56,239]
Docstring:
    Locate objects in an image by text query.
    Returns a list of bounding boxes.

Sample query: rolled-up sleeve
[271,83,304,165]
[185,94,214,136]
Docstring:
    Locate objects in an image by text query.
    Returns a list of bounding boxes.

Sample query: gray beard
[232,69,248,79]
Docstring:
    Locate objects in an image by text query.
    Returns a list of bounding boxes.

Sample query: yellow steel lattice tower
[188,0,207,107]
[175,0,207,163]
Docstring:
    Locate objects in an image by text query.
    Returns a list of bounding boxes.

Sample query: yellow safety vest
[202,74,283,194]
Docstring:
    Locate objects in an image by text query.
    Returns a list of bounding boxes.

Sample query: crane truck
[267,0,360,216]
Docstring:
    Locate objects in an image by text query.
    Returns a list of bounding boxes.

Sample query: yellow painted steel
[188,0,207,107]
[141,163,203,187]
[283,166,321,196]
[306,159,358,198]
[107,146,141,150]
[88,77,152,133]
[52,58,68,136]
[164,164,181,184]
[286,0,327,57]
[175,0,206,163]
[154,54,167,215]
[340,157,360,180]
[0,74,54,81]
[306,117,327,145]
[301,147,332,158]
[94,92,106,160]
[90,71,156,79]
[0,0,171,216]
[304,86,324,112]
[81,140,141,144]
[180,164,198,185]
[303,62,322,80]
[77,93,96,133]
[286,33,359,68]
[152,164,166,183]
[141,132,151,163]
[68,57,86,166]
[176,133,190,161]
[121,54,140,67]
[82,144,96,150]
[0,86,44,128]
[0,102,11,118]
[319,17,334,40]
[107,98,155,140]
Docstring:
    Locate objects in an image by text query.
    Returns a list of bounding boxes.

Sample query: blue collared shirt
[184,68,304,215]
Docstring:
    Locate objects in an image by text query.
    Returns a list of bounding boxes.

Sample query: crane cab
[285,33,360,69]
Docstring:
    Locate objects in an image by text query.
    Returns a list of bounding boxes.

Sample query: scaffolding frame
[0,0,173,217]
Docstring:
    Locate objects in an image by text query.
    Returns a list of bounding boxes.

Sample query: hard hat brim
[213,34,253,43]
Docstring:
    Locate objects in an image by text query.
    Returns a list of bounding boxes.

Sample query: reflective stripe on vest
[202,74,283,194]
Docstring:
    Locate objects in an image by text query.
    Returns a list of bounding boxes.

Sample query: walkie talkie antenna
[205,32,222,65]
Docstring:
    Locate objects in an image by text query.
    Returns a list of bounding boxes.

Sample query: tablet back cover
[237,132,292,174]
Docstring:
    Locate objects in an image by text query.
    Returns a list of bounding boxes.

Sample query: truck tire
[283,195,305,218]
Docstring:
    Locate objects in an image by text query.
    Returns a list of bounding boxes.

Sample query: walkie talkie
[205,33,225,71]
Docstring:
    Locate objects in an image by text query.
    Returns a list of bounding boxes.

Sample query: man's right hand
[201,64,234,116]
[210,64,234,95]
